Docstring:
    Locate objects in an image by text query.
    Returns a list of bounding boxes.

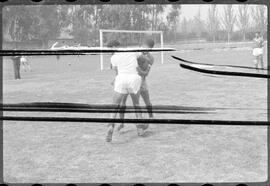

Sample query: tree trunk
[154,8,158,30]
[151,5,155,31]
[174,28,176,44]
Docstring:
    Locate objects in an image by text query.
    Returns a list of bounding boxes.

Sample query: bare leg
[27,63,32,72]
[130,93,146,136]
[254,58,259,72]
[118,94,128,131]
[106,92,125,142]
[140,89,153,118]
[259,55,264,70]
[22,63,26,72]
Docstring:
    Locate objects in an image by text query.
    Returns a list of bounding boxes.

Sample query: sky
[181,5,208,20]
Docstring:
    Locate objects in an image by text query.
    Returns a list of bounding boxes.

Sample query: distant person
[51,42,61,61]
[118,38,155,132]
[252,32,264,71]
[11,55,21,80]
[51,42,59,49]
[20,56,31,72]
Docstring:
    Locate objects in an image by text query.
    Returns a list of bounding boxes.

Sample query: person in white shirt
[106,40,147,142]
[252,32,264,71]
[20,56,31,72]
[118,38,154,132]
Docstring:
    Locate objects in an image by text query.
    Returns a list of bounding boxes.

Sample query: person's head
[107,40,121,48]
[255,32,260,38]
[142,38,155,49]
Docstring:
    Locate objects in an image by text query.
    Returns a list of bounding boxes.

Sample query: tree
[251,5,267,35]
[166,5,181,43]
[207,5,219,42]
[151,5,165,31]
[221,5,236,43]
[4,6,67,48]
[4,6,35,44]
[237,5,250,41]
[180,17,188,36]
[193,6,205,38]
[67,5,92,45]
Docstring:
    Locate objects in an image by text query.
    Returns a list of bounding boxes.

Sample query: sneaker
[137,127,145,136]
[106,126,114,142]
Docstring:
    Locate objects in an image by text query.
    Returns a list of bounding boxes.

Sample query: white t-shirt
[111,52,141,75]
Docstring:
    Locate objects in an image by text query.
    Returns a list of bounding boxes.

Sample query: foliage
[3,5,268,46]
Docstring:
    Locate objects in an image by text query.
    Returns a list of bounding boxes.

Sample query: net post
[100,30,104,70]
[160,31,164,64]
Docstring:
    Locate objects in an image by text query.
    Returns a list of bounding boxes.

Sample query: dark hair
[144,38,155,48]
[107,40,120,48]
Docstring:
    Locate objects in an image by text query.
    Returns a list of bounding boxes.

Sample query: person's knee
[141,91,151,104]
[144,99,152,106]
[119,104,126,113]
[113,93,124,104]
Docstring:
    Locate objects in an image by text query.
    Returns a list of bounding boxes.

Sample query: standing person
[118,38,155,132]
[51,42,61,61]
[106,40,146,142]
[11,55,21,80]
[252,32,264,71]
[20,56,31,72]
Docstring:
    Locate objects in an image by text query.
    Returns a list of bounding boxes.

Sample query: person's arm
[110,63,118,74]
[110,66,118,86]
[145,53,154,65]
[110,55,118,85]
[113,66,118,75]
[137,65,150,76]
[111,55,118,74]
[136,55,152,76]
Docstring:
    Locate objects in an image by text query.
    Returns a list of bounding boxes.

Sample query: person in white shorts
[252,32,264,71]
[106,40,146,142]
[118,38,155,132]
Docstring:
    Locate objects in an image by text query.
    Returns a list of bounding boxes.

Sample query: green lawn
[3,47,268,183]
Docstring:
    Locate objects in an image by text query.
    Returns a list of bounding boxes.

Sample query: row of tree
[3,5,180,47]
[3,4,267,48]
[178,5,267,43]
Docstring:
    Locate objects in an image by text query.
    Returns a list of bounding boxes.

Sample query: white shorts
[252,48,263,56]
[114,74,142,94]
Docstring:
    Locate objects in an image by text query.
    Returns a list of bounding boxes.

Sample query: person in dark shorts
[11,55,21,80]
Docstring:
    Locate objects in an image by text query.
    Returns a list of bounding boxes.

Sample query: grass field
[3,45,268,183]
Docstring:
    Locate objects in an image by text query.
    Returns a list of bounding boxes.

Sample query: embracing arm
[137,64,151,76]
[136,53,154,76]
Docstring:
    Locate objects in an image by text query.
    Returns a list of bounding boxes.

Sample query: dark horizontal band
[0,48,175,56]
[1,116,268,126]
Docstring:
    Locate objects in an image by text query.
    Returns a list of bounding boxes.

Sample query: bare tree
[221,5,236,43]
[180,17,188,35]
[151,5,165,31]
[193,6,205,38]
[251,5,267,35]
[207,5,219,42]
[237,5,250,41]
[166,5,181,43]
